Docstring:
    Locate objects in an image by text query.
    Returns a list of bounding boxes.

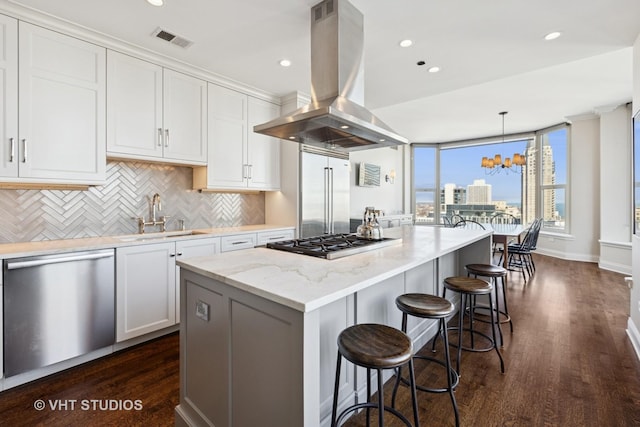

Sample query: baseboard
[535,247,598,263]
[599,260,632,275]
[626,317,640,362]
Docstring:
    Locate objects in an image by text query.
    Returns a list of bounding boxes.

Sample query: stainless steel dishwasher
[3,249,115,377]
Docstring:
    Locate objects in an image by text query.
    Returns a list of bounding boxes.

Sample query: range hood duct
[253,0,408,152]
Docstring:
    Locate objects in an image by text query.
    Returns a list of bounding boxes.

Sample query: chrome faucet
[134,193,170,233]
[151,193,161,222]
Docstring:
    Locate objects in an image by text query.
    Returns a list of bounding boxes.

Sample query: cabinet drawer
[257,229,295,245]
[220,233,257,252]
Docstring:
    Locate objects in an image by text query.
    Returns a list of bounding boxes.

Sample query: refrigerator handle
[324,167,330,234]
[329,167,334,234]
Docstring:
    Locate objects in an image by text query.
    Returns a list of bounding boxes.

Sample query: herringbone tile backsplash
[0,161,265,243]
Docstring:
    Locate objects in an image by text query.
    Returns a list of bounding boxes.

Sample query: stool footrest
[446,326,497,353]
[467,305,512,324]
[334,402,414,427]
[396,354,460,393]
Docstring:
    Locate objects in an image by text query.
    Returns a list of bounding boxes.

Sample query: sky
[414,128,567,204]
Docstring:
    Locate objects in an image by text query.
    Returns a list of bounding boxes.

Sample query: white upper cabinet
[3,22,106,184]
[107,50,207,165]
[0,15,18,179]
[106,51,163,159]
[194,83,280,191]
[247,96,281,189]
[203,82,247,188]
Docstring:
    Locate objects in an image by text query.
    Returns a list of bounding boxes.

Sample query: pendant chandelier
[481,111,525,175]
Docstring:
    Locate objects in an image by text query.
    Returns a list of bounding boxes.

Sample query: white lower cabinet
[221,233,257,252]
[220,229,294,252]
[116,237,219,342]
[256,229,295,245]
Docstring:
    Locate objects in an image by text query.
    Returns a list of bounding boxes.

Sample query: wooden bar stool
[391,294,460,427]
[465,263,513,346]
[331,323,420,427]
[442,276,505,374]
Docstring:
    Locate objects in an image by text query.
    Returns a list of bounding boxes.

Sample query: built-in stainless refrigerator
[300,146,350,238]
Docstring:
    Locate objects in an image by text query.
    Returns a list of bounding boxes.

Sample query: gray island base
[174,226,492,427]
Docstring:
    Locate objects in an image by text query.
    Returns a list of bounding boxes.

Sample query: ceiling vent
[151,27,193,49]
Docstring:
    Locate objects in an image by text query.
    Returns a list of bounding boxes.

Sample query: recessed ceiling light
[146,0,164,6]
[399,39,413,48]
[544,31,562,41]
[340,125,349,129]
[279,59,292,67]
[427,66,440,73]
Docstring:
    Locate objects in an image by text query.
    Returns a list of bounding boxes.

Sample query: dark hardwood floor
[0,333,179,427]
[1,254,639,426]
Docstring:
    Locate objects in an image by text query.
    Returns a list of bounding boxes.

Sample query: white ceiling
[6,0,640,143]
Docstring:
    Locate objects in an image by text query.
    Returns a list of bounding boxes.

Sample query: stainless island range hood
[253,0,408,152]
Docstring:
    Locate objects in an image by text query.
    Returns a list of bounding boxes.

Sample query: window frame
[534,123,571,234]
[411,123,571,234]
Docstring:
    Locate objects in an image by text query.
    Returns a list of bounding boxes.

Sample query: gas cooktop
[265,233,400,260]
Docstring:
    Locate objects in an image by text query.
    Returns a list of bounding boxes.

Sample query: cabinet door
[247,97,280,190]
[0,15,17,179]
[163,69,207,163]
[106,51,163,159]
[220,233,257,252]
[175,237,220,320]
[256,229,295,245]
[207,83,247,188]
[116,242,176,342]
[18,22,106,183]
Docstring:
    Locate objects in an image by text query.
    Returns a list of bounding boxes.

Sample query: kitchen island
[174,226,492,427]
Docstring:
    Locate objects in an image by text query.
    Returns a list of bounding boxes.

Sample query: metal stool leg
[441,317,460,427]
[492,277,504,346]
[366,368,372,426]
[331,350,342,427]
[407,358,420,427]
[377,369,384,427]
[500,275,514,333]
[488,292,505,373]
[456,293,465,375]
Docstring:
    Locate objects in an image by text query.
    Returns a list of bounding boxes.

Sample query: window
[413,146,437,224]
[536,126,569,232]
[412,123,570,233]
[440,141,529,224]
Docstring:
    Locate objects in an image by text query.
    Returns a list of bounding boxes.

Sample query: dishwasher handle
[6,251,114,270]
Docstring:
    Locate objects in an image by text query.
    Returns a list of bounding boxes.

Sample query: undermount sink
[116,230,203,242]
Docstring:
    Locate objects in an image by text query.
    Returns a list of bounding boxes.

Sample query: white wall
[599,104,633,274]
[349,146,405,218]
[629,33,640,360]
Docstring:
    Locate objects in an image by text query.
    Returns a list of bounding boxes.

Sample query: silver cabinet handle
[231,240,250,245]
[247,164,252,179]
[9,137,15,163]
[6,251,114,270]
[242,164,248,179]
[157,128,163,147]
[22,139,27,162]
[164,129,169,147]
[169,253,176,258]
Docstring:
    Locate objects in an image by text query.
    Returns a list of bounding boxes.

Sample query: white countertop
[0,224,294,259]
[177,225,492,313]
